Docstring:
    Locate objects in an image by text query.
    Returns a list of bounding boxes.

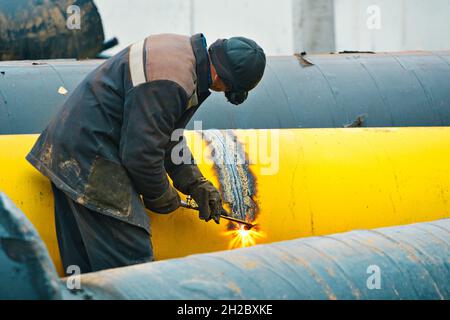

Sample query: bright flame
[224,223,265,249]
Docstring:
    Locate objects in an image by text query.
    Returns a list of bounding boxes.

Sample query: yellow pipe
[0,127,449,276]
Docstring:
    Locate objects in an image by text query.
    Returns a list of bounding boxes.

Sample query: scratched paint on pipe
[0,128,450,276]
[201,130,257,222]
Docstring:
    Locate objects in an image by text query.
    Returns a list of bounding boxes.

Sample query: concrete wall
[334,0,450,52]
[94,0,450,56]
[94,0,190,53]
[94,0,293,55]
[292,0,335,53]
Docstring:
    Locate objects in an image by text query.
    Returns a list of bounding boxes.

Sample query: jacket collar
[190,33,211,100]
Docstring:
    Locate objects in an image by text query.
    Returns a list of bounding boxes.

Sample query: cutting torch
[180,195,255,230]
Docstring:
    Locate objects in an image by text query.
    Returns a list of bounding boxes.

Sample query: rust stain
[277,247,338,299]
[242,261,258,270]
[294,53,315,67]
[227,282,242,295]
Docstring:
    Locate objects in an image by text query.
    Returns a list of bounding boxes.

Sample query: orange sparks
[224,223,265,249]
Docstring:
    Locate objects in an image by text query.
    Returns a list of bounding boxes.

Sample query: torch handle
[180,199,254,229]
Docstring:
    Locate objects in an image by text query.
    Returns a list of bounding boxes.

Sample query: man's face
[210,62,228,92]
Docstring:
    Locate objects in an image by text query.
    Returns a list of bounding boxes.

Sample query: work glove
[143,185,181,214]
[190,178,222,224]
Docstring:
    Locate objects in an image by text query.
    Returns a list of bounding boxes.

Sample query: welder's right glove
[190,178,222,224]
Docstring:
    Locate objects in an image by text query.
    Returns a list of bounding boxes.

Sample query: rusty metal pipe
[0,0,105,61]
[72,219,450,300]
[1,192,448,299]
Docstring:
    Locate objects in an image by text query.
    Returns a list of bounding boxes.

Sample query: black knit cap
[209,37,266,105]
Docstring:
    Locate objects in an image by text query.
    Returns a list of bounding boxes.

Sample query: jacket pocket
[84,157,132,217]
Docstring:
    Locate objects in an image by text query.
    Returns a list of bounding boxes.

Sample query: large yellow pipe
[0,127,449,275]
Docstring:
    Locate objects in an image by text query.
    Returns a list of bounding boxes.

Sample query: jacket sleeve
[164,135,205,195]
[120,80,187,213]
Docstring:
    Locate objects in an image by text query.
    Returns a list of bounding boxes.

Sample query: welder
[26,33,266,274]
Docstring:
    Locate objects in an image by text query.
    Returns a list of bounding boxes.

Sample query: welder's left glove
[143,185,181,214]
[190,178,222,224]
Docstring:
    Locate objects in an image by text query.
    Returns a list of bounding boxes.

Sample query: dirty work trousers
[51,183,153,275]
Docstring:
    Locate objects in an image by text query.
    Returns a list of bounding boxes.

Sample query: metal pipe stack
[1,52,449,299]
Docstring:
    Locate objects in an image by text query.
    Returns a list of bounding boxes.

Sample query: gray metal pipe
[0,192,448,300]
[0,193,61,300]
[1,51,450,134]
[71,219,450,300]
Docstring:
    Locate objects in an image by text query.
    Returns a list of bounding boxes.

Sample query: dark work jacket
[26,33,212,232]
